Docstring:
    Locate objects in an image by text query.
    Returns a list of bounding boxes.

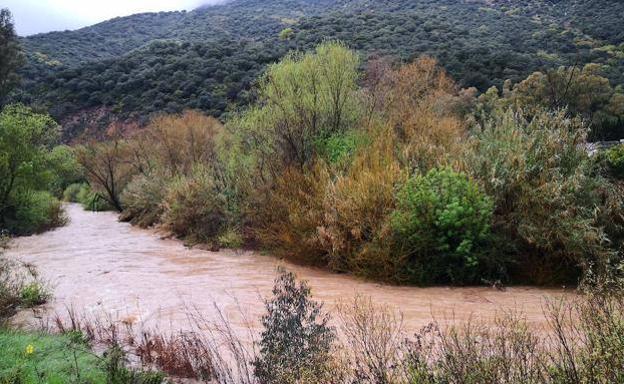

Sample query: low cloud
[5,0,229,36]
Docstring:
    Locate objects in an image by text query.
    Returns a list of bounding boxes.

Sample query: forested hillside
[10,0,624,141]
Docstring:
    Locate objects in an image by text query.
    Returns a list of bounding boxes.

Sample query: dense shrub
[45,145,83,198]
[464,108,617,284]
[143,110,223,177]
[75,183,113,212]
[389,168,494,285]
[62,182,83,202]
[374,57,466,172]
[606,144,624,179]
[319,135,405,275]
[254,165,329,265]
[119,175,167,228]
[229,41,361,178]
[161,166,229,244]
[0,104,66,234]
[4,190,66,235]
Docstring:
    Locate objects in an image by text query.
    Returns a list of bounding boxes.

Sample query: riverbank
[7,204,570,336]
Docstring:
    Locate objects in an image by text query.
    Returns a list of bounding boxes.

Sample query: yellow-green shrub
[119,174,167,228]
[162,166,229,243]
[319,134,405,275]
[5,190,66,235]
[464,108,617,284]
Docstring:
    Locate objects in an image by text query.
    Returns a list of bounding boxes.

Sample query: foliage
[45,144,83,198]
[162,165,229,244]
[12,0,624,141]
[0,104,61,233]
[237,41,360,173]
[254,164,329,265]
[253,270,336,384]
[319,135,405,276]
[390,168,494,285]
[0,330,165,383]
[509,64,624,140]
[19,281,49,307]
[76,183,113,212]
[62,182,83,202]
[119,175,167,228]
[143,110,223,177]
[371,56,466,172]
[4,190,66,235]
[217,227,244,249]
[606,144,624,179]
[75,138,134,212]
[464,108,617,284]
[0,8,24,106]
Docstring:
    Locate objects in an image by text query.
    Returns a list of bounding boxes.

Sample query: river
[7,204,568,335]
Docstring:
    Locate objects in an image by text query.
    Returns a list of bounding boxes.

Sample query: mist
[3,0,226,36]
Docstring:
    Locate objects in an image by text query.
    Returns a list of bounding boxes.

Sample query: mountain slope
[12,0,624,141]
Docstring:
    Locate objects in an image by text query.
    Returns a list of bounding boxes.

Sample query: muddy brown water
[7,204,570,336]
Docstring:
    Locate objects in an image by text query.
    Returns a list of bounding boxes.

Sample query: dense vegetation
[72,42,624,286]
[0,104,83,235]
[9,0,624,141]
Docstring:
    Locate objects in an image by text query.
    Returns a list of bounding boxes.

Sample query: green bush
[218,227,244,249]
[315,130,369,167]
[162,166,229,243]
[76,184,113,212]
[390,168,494,285]
[119,175,167,228]
[20,282,50,307]
[63,182,84,202]
[46,145,83,198]
[465,109,616,284]
[607,144,624,179]
[5,191,66,235]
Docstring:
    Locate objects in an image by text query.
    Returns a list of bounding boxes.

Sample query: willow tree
[231,41,361,176]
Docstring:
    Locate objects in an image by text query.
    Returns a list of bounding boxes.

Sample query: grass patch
[0,330,166,383]
[0,330,106,383]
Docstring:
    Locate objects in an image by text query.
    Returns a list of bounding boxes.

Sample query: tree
[75,137,134,212]
[0,104,58,223]
[232,41,361,174]
[510,65,624,140]
[0,9,25,106]
[253,270,336,383]
[145,110,222,177]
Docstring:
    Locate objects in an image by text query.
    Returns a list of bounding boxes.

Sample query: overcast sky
[4,0,219,36]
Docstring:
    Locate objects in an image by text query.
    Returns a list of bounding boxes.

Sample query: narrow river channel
[7,204,569,335]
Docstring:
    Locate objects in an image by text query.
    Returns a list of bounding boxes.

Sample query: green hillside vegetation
[9,0,624,141]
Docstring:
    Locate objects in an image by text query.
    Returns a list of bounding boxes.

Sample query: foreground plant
[253,270,338,384]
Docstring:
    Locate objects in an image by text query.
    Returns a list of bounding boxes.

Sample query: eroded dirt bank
[7,204,569,335]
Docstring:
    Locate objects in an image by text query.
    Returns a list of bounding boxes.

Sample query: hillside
[11,0,624,140]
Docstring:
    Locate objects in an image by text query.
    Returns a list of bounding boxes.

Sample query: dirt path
[7,204,570,335]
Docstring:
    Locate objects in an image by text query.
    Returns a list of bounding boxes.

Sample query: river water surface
[7,204,568,335]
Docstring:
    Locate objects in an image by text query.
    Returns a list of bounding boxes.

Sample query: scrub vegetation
[69,43,624,286]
